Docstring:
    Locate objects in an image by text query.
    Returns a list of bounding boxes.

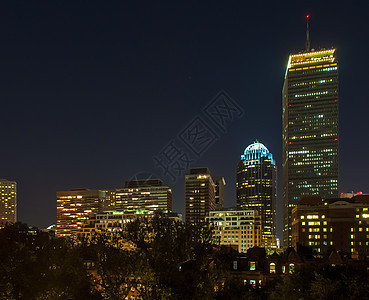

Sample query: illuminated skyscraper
[56,188,105,237]
[236,142,277,247]
[282,23,339,246]
[185,168,215,225]
[0,179,17,226]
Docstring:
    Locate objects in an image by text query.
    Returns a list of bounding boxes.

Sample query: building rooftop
[297,194,369,206]
[124,179,163,188]
[189,167,210,175]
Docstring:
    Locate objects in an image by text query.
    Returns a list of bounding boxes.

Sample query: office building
[291,194,369,258]
[185,168,215,224]
[81,210,182,237]
[106,179,172,212]
[207,208,261,253]
[56,188,105,237]
[0,179,17,226]
[236,142,276,247]
[282,25,339,246]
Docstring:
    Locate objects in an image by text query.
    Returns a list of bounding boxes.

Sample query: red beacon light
[306,15,310,19]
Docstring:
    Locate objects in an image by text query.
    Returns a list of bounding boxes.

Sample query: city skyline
[0,1,368,243]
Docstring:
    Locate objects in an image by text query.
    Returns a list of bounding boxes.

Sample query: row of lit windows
[290,78,334,87]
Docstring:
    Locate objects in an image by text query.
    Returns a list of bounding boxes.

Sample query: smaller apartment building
[207,208,261,253]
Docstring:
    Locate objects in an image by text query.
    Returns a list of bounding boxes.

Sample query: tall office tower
[214,177,226,209]
[109,179,172,212]
[185,168,215,225]
[56,188,105,237]
[0,179,17,226]
[282,18,339,247]
[236,142,277,247]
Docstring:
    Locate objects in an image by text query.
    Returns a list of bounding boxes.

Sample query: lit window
[289,263,295,274]
[269,263,276,274]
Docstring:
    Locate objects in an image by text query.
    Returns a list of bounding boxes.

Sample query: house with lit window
[225,246,305,287]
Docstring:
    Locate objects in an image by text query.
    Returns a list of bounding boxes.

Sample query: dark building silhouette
[214,176,226,209]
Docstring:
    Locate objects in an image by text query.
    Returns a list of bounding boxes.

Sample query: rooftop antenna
[305,14,310,52]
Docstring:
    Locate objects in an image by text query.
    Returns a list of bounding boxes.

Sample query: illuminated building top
[285,49,336,78]
[241,141,275,165]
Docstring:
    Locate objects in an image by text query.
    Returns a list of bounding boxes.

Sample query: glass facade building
[282,49,339,247]
[236,142,277,247]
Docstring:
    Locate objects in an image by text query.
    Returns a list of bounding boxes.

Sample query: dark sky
[1,1,368,239]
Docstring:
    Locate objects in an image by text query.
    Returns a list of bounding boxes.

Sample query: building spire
[305,14,310,52]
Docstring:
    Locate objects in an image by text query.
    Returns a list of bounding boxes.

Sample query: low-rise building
[207,208,261,253]
[291,194,369,258]
[81,210,182,238]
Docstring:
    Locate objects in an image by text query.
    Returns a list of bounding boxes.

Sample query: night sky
[1,1,368,239]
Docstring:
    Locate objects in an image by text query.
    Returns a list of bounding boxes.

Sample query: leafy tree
[310,273,341,300]
[123,213,225,299]
[0,223,97,300]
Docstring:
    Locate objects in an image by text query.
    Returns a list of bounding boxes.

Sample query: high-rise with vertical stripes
[282,48,339,247]
[236,142,277,247]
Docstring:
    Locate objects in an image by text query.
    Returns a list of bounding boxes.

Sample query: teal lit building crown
[241,141,275,165]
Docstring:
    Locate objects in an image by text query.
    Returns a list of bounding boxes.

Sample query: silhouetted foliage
[0,222,98,300]
[2,220,369,299]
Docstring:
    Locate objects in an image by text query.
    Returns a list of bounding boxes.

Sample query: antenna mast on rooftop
[305,14,311,52]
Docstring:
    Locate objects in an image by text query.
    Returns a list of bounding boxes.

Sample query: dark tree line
[1,217,369,300]
[0,222,98,299]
